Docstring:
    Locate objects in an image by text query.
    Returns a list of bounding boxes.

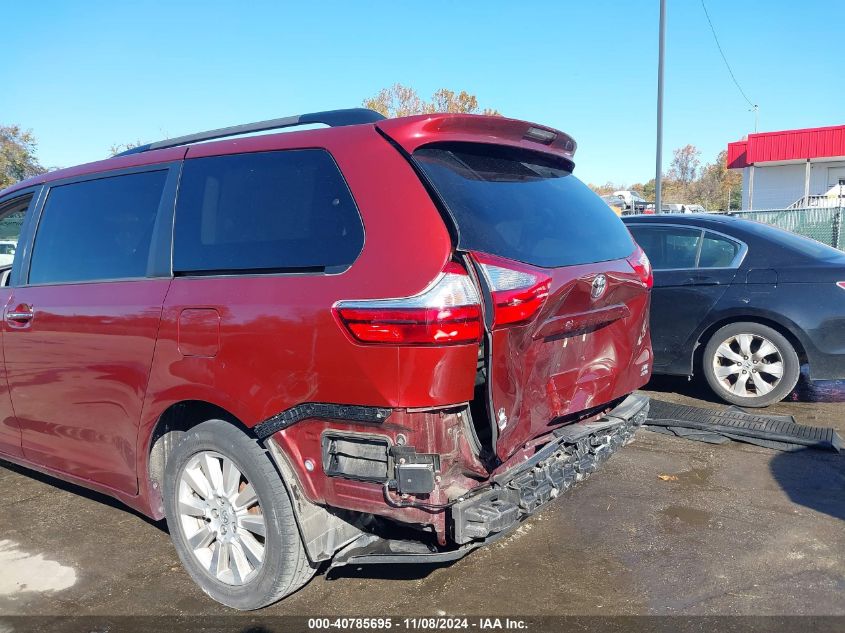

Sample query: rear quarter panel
[687,281,845,380]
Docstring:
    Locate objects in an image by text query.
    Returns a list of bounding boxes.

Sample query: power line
[700,0,756,109]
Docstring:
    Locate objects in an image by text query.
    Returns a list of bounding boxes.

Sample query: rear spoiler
[376,114,577,161]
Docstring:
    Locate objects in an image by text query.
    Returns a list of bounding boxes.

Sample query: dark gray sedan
[624,214,845,407]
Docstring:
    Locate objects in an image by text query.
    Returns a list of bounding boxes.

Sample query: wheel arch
[142,399,258,519]
[141,398,364,563]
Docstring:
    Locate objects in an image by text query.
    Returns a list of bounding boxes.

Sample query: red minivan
[0,109,652,609]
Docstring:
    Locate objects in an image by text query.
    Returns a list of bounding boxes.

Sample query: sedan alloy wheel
[712,333,785,398]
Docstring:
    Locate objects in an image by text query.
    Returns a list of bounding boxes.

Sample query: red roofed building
[727,125,845,210]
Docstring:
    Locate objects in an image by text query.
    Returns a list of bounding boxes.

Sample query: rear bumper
[451,393,649,544]
[329,393,649,567]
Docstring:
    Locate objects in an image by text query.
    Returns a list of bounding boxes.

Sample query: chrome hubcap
[713,333,785,399]
[177,451,267,586]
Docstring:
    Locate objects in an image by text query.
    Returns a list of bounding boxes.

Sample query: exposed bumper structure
[452,393,649,544]
[329,394,649,567]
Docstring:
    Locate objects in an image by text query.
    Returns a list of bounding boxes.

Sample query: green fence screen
[729,207,844,251]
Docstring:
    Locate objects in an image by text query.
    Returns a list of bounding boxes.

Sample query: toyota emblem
[591,274,607,300]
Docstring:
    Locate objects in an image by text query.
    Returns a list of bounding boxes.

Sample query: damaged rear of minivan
[290,114,654,567]
[0,108,650,609]
[122,110,653,609]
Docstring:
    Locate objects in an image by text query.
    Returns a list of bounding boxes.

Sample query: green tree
[629,180,656,200]
[696,149,742,211]
[1,125,46,190]
[364,83,500,117]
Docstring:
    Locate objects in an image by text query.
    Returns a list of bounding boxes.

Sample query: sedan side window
[628,226,702,270]
[699,233,741,268]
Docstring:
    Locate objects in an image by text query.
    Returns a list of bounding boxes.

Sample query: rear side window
[413,143,634,268]
[29,170,167,285]
[628,226,701,270]
[173,149,364,274]
[699,233,740,268]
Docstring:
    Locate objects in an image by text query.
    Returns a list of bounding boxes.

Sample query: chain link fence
[728,206,844,251]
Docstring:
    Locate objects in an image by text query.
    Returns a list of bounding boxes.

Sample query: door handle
[6,307,34,324]
[683,275,720,286]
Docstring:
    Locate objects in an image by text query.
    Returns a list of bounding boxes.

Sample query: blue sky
[3,1,841,185]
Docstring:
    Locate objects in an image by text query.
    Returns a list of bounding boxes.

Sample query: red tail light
[627,246,653,289]
[837,282,845,290]
[472,252,551,328]
[334,262,482,345]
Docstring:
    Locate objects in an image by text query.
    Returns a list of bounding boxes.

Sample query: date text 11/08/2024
[307,617,530,630]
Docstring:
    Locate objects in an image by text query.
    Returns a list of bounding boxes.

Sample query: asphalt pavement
[0,377,843,618]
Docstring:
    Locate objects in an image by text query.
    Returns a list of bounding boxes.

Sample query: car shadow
[769,448,845,521]
[643,374,725,404]
[645,368,845,404]
[791,367,845,403]
[0,457,169,534]
[324,561,449,582]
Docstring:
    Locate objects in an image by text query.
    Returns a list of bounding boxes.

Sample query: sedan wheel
[702,322,800,407]
[712,333,785,399]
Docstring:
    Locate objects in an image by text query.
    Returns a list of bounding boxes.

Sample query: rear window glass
[414,143,634,268]
[174,149,364,274]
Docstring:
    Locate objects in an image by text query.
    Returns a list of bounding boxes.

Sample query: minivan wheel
[163,420,315,610]
[702,322,800,408]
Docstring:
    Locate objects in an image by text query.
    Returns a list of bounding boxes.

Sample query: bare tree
[364,83,500,117]
[668,144,701,185]
[109,141,144,157]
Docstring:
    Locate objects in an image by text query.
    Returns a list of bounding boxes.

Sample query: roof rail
[116,108,386,156]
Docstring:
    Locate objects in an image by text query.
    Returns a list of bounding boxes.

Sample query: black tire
[702,322,800,408]
[163,420,315,610]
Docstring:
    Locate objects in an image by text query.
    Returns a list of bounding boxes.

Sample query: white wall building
[727,125,845,210]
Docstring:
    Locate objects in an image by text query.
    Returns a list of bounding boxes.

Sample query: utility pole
[655,0,666,215]
[749,104,759,133]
